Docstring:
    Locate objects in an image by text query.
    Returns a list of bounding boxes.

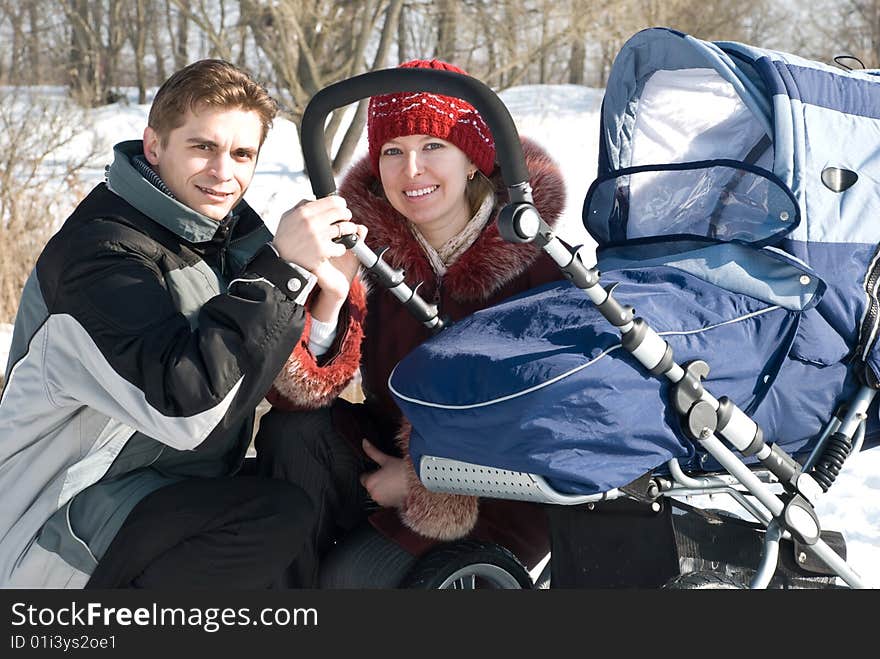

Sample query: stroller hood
[593,27,880,381]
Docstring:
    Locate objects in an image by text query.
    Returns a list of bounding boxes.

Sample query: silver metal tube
[666,486,773,526]
[750,521,783,589]
[665,460,774,525]
[630,325,668,370]
[722,404,762,453]
[803,416,843,473]
[667,459,708,488]
[851,418,867,455]
[350,239,379,267]
[837,386,876,437]
[700,436,868,587]
[809,538,869,588]
[664,363,685,383]
[543,236,576,269]
[699,434,785,518]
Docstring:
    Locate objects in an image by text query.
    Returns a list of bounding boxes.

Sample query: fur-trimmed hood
[338,137,566,303]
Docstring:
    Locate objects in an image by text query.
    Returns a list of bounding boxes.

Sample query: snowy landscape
[1,82,877,587]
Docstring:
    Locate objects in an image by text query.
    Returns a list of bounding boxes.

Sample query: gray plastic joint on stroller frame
[507,181,534,204]
[671,360,710,415]
[596,285,635,327]
[497,203,545,244]
[716,396,734,431]
[685,400,718,440]
[742,426,764,456]
[560,251,599,289]
[782,494,821,545]
[621,318,648,352]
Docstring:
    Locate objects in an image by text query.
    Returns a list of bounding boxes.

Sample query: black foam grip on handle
[301,67,527,198]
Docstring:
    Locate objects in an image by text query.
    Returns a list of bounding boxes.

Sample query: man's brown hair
[148,59,278,145]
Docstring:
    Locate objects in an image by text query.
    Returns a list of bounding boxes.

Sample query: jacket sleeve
[47,229,308,452]
[266,276,366,411]
[396,419,479,541]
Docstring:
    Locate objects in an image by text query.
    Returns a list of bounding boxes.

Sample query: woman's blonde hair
[465,170,496,216]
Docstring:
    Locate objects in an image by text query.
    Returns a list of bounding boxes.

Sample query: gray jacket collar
[106,140,224,244]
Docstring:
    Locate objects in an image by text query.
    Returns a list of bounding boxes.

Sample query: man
[0,59,362,588]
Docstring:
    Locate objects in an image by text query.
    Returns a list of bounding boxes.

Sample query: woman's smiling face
[378,134,474,234]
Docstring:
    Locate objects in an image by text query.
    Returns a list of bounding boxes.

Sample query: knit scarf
[410,191,496,277]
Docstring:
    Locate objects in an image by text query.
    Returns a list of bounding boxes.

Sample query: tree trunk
[174,0,188,70]
[67,0,98,106]
[397,2,408,63]
[436,0,457,60]
[131,0,148,104]
[151,1,167,84]
[539,1,548,84]
[332,0,403,173]
[568,39,585,85]
[8,7,22,84]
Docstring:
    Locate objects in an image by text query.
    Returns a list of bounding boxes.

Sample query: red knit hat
[367,59,496,178]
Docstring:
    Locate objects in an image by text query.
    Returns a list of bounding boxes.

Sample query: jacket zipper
[213,214,238,277]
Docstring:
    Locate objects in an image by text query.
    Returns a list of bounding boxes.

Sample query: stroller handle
[300,67,529,197]
[297,68,544,333]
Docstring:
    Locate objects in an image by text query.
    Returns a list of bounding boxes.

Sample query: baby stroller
[303,28,879,588]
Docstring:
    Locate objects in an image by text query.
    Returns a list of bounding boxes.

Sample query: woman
[256,59,566,587]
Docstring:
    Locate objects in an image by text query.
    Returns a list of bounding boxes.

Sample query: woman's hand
[360,439,411,510]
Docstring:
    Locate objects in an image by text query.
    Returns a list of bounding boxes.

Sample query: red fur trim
[267,278,366,411]
[396,420,479,541]
[339,138,566,304]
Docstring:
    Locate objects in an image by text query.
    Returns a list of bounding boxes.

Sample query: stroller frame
[415,226,872,589]
[300,65,872,589]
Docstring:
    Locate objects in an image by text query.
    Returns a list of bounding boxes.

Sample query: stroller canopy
[389,28,880,495]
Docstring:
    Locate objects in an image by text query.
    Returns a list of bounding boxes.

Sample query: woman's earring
[467,170,476,181]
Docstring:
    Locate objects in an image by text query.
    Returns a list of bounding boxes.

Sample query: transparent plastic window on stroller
[305,29,879,588]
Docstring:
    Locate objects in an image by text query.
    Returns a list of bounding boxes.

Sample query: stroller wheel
[401,540,533,589]
[663,571,745,589]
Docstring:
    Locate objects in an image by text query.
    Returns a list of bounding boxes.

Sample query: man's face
[143,105,262,221]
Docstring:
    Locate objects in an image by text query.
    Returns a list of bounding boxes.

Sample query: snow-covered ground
[1,83,878,588]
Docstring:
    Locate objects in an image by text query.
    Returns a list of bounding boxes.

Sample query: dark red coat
[269,138,566,563]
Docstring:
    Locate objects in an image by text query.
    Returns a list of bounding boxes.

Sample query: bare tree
[0,90,103,325]
[164,0,189,70]
[239,0,403,172]
[435,0,457,61]
[168,0,245,62]
[331,0,403,171]
[62,0,127,106]
[808,0,880,68]
[0,0,58,85]
[123,0,150,103]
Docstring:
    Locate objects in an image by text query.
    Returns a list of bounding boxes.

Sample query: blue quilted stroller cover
[389,28,880,495]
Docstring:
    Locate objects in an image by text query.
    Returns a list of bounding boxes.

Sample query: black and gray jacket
[0,140,312,588]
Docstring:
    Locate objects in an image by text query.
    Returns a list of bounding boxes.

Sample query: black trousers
[254,406,370,587]
[86,476,314,589]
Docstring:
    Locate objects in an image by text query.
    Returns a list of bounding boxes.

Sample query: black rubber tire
[319,524,418,589]
[400,540,533,590]
[663,571,746,590]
